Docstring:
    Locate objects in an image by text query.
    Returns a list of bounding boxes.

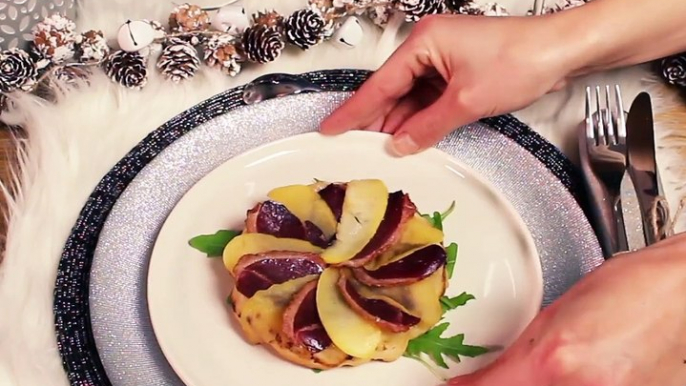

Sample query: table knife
[626,92,670,245]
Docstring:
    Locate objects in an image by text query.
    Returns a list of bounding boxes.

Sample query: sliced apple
[267,184,338,240]
[321,179,389,264]
[222,233,322,275]
[356,269,446,340]
[365,216,445,270]
[316,268,382,359]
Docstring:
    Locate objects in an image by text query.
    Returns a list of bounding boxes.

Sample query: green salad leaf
[445,242,458,279]
[440,292,475,314]
[421,201,456,230]
[404,323,490,369]
[188,230,240,257]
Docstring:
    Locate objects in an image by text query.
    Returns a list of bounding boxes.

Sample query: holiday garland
[2,0,681,113]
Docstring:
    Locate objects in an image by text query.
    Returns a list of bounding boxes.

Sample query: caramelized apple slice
[222,233,322,275]
[244,201,329,247]
[321,179,389,264]
[316,268,382,358]
[317,183,347,222]
[357,269,446,340]
[341,191,417,268]
[233,275,316,345]
[267,184,338,240]
[353,244,446,287]
[282,281,331,353]
[337,271,420,333]
[365,215,445,270]
[234,251,326,297]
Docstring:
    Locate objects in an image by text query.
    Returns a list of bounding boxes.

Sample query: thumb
[446,352,539,386]
[389,84,477,156]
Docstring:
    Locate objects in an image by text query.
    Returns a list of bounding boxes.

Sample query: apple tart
[222,179,450,370]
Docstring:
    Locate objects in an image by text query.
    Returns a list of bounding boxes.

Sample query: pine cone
[169,3,210,33]
[0,48,38,92]
[444,0,470,12]
[458,2,508,15]
[285,9,327,50]
[103,50,148,89]
[157,38,201,82]
[242,25,285,63]
[252,10,285,29]
[367,5,393,26]
[75,30,110,64]
[53,65,91,85]
[661,55,686,87]
[397,0,447,22]
[203,34,243,76]
[31,13,77,65]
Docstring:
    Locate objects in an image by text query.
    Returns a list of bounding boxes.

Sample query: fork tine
[604,85,616,145]
[585,86,594,143]
[614,85,627,143]
[595,86,606,145]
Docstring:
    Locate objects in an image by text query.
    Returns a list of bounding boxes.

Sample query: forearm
[545,0,686,76]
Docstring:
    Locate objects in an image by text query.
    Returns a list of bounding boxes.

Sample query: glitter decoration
[31,13,77,65]
[54,69,602,386]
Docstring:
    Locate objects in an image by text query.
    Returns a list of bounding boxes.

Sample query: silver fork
[579,85,629,256]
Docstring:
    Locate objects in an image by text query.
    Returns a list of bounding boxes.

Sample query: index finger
[319,40,431,135]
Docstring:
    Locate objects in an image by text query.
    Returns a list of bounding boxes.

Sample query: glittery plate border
[53,69,587,386]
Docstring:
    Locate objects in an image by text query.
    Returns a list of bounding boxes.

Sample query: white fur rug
[0,0,684,385]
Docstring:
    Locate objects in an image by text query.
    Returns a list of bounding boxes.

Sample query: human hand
[319,14,585,156]
[449,233,686,386]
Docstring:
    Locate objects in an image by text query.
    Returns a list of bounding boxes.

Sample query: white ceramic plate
[147,131,543,386]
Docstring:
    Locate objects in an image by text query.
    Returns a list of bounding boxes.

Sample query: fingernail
[391,133,420,156]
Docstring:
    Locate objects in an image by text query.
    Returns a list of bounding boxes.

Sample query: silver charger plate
[54,70,603,386]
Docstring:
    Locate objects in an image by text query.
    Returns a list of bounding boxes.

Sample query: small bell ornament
[117,20,157,52]
[210,5,250,35]
[332,16,363,48]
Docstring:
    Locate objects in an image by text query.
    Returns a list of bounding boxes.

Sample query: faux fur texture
[0,1,683,386]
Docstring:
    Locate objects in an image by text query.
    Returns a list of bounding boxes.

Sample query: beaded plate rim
[53,69,601,386]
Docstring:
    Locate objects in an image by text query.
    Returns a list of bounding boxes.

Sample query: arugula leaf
[226,296,234,308]
[445,243,458,279]
[405,323,490,369]
[188,230,240,257]
[421,201,456,229]
[440,292,475,314]
[312,369,322,374]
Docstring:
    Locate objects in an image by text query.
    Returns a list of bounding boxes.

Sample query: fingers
[389,83,478,156]
[319,39,430,135]
[381,79,443,134]
[447,353,535,386]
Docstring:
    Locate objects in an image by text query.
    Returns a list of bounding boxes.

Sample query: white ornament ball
[210,5,250,35]
[117,20,156,52]
[332,17,363,49]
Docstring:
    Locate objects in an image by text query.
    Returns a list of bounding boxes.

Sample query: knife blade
[625,92,670,246]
